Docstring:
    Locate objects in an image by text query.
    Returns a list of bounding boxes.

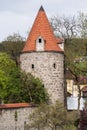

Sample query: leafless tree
[50,15,77,39]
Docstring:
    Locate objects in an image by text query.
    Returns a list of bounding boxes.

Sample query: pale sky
[0,0,87,42]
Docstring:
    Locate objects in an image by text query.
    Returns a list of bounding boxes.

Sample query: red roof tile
[0,103,34,109]
[22,6,63,52]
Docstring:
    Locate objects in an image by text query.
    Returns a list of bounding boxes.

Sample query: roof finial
[39,5,44,11]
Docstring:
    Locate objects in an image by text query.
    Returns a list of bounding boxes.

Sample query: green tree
[29,101,78,130]
[0,33,25,66]
[0,52,48,104]
[30,102,78,130]
[50,14,87,109]
[20,73,49,104]
[0,70,10,102]
[65,38,87,109]
[0,52,21,103]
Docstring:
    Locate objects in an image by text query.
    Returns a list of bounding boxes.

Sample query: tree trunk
[75,77,81,110]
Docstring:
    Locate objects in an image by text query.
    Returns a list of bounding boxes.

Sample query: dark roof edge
[21,50,64,54]
[39,5,44,12]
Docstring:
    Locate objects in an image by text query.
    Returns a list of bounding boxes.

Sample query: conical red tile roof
[22,6,63,52]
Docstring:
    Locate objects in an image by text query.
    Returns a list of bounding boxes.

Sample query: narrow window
[53,63,56,69]
[32,64,34,69]
[38,38,42,43]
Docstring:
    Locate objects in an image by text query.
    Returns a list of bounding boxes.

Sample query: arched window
[36,36,45,51]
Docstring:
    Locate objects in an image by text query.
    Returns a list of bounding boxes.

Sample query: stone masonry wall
[0,105,56,130]
[0,106,35,130]
[20,52,64,103]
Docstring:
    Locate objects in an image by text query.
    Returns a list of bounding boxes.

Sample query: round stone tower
[20,6,64,103]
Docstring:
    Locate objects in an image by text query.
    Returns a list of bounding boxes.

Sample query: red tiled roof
[22,6,63,52]
[0,103,34,109]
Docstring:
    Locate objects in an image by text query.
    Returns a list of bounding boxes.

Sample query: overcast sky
[0,0,87,42]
